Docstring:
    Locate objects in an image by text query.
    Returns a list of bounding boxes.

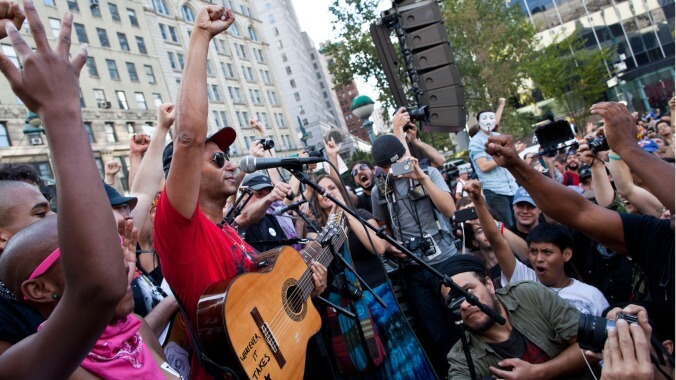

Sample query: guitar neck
[297,222,347,298]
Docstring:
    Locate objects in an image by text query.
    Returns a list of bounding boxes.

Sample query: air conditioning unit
[97,101,111,109]
[89,0,99,8]
[30,136,44,146]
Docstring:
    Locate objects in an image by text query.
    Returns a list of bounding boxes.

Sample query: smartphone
[454,207,478,223]
[391,159,413,176]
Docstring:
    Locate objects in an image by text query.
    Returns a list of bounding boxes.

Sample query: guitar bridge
[250,307,286,368]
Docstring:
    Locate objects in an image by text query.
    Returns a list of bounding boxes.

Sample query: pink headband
[24,247,61,301]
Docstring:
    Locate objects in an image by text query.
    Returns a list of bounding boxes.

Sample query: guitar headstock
[317,210,347,251]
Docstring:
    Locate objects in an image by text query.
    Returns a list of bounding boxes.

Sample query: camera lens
[577,313,613,352]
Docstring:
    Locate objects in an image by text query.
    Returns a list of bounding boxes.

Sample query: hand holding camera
[590,102,640,155]
[393,156,426,182]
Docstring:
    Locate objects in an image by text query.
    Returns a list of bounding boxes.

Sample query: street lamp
[22,110,45,135]
[350,95,375,143]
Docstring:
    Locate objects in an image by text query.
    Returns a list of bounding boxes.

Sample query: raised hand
[0,0,25,40]
[324,136,342,158]
[463,179,483,203]
[392,107,410,137]
[194,5,235,39]
[485,135,522,168]
[105,160,121,176]
[590,102,639,155]
[250,117,267,137]
[0,3,87,116]
[157,103,175,131]
[129,134,151,155]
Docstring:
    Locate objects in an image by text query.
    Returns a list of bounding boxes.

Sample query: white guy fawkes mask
[479,112,496,132]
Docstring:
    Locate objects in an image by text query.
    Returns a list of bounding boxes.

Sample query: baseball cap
[578,165,592,181]
[162,127,237,178]
[638,139,659,153]
[103,182,137,210]
[241,172,274,191]
[512,186,536,207]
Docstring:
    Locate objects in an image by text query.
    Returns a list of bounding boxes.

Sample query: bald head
[0,215,59,298]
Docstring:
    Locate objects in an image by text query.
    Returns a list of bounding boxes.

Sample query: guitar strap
[172,291,240,380]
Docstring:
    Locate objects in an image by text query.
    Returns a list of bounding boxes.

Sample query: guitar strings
[268,227,347,340]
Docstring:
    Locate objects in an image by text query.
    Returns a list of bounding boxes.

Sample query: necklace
[550,278,573,295]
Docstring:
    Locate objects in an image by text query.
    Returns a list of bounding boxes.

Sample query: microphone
[239,156,325,174]
[274,199,308,216]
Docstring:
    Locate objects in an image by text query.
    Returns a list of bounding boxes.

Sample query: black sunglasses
[210,151,230,168]
[351,163,369,177]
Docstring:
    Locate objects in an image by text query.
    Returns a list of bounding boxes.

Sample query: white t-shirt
[455,179,467,198]
[501,260,609,316]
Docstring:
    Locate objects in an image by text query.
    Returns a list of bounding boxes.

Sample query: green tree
[526,31,613,130]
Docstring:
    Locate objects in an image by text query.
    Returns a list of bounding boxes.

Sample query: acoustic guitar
[197,212,346,380]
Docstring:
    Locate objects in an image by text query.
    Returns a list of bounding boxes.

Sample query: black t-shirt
[506,225,529,241]
[0,282,44,343]
[243,214,289,253]
[569,228,638,304]
[620,213,674,313]
[356,191,373,213]
[346,209,388,288]
[488,327,549,364]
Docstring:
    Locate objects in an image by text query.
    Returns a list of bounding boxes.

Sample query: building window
[117,32,129,51]
[220,111,229,127]
[108,3,120,21]
[91,3,101,17]
[168,52,177,70]
[127,8,138,26]
[83,122,95,143]
[104,122,117,143]
[116,91,129,109]
[152,93,162,107]
[0,122,10,147]
[181,5,195,22]
[248,26,258,41]
[126,62,138,81]
[211,85,222,102]
[86,56,99,77]
[273,27,279,36]
[135,92,147,109]
[67,0,79,11]
[152,0,171,16]
[106,59,119,80]
[74,23,88,43]
[230,23,240,36]
[159,24,179,43]
[290,79,296,88]
[1,45,18,67]
[285,66,292,75]
[43,0,55,6]
[177,53,185,69]
[206,60,215,77]
[235,43,247,58]
[135,36,147,54]
[294,92,300,101]
[48,18,61,38]
[97,28,110,47]
[144,65,156,84]
[94,89,107,104]
[212,110,221,128]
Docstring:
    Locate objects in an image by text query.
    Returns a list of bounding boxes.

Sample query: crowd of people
[0,1,673,380]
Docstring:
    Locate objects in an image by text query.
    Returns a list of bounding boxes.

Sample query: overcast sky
[290,0,390,104]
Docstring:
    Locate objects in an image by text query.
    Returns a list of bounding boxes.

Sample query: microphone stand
[294,207,320,234]
[448,296,478,380]
[329,242,387,309]
[289,167,506,327]
[222,188,253,227]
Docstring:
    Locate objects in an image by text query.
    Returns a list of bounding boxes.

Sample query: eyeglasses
[210,151,230,168]
[24,247,61,300]
[351,164,369,177]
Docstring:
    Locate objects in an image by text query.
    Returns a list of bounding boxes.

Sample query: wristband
[500,222,505,236]
[608,154,621,161]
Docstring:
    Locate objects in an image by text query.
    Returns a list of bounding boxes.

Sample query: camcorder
[577,312,639,352]
[534,119,577,157]
[404,234,438,260]
[257,138,275,150]
[588,136,610,154]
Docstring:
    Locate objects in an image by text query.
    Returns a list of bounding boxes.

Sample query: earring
[52,293,59,300]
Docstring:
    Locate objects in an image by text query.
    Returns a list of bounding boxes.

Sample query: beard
[567,162,579,171]
[464,294,502,334]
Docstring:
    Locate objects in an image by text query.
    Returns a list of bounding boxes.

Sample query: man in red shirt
[153,6,326,379]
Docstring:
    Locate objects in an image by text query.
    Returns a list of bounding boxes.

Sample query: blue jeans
[483,189,515,228]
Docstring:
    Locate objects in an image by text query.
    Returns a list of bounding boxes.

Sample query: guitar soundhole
[282,278,307,322]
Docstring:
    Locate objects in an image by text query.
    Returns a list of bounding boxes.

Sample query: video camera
[534,119,578,157]
[304,144,325,158]
[257,138,275,150]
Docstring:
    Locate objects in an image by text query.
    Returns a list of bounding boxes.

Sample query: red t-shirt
[153,190,256,380]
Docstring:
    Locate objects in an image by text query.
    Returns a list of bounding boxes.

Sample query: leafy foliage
[526,31,613,129]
